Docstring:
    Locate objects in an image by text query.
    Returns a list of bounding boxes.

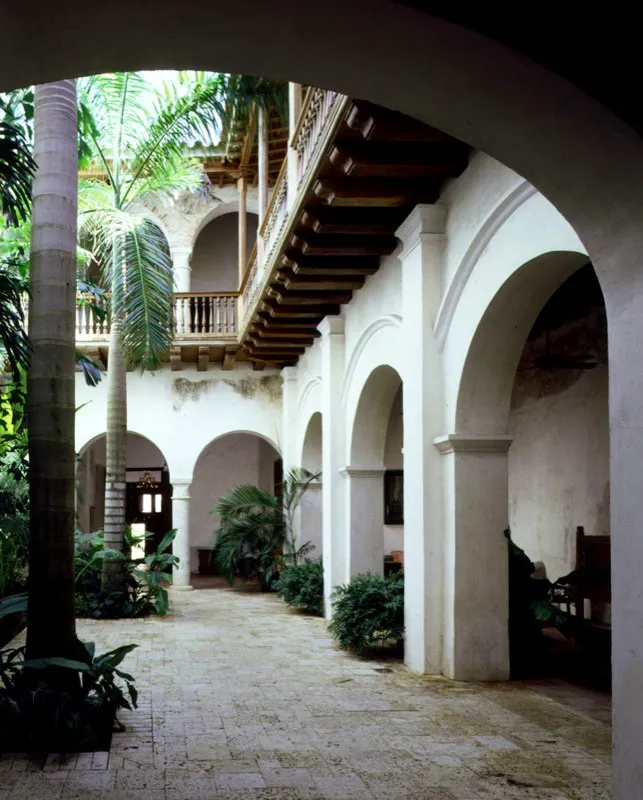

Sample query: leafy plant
[274,558,324,616]
[329,572,405,654]
[74,528,178,618]
[210,468,319,591]
[0,639,138,751]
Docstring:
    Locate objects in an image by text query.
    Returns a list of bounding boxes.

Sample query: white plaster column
[320,316,346,614]
[171,246,192,292]
[237,174,248,287]
[300,480,322,556]
[341,466,385,576]
[398,204,445,674]
[257,106,269,226]
[434,434,512,681]
[171,479,193,590]
[281,367,299,477]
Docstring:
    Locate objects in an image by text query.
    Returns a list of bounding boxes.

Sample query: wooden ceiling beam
[289,231,397,256]
[300,207,403,235]
[313,177,440,207]
[260,300,341,318]
[282,252,380,276]
[269,289,353,306]
[277,269,365,292]
[329,143,468,179]
[346,100,455,143]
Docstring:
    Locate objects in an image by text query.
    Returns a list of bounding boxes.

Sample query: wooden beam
[270,289,353,306]
[261,300,341,318]
[290,231,397,256]
[277,269,365,292]
[329,143,469,179]
[222,346,236,370]
[249,337,314,349]
[313,177,439,207]
[251,326,320,339]
[300,207,402,235]
[197,345,209,372]
[170,346,182,371]
[346,101,455,143]
[282,252,380,276]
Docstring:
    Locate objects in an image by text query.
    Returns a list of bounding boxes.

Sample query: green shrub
[328,571,404,653]
[274,558,324,616]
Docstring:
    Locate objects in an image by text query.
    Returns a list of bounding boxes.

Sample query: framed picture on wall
[384,470,404,525]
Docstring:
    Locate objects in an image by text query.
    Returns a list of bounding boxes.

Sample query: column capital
[172,478,191,500]
[281,366,298,383]
[340,465,386,478]
[433,434,513,455]
[319,315,344,337]
[396,204,446,258]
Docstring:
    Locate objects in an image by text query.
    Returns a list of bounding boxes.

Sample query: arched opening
[508,264,610,685]
[453,253,610,686]
[76,432,172,554]
[191,211,258,292]
[347,364,403,576]
[190,432,281,578]
[300,412,323,556]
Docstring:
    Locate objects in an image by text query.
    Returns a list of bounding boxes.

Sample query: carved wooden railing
[172,292,237,337]
[292,87,340,188]
[75,291,238,340]
[239,88,349,334]
[259,157,289,268]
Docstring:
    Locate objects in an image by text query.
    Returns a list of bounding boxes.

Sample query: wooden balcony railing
[74,291,238,341]
[239,88,348,333]
[172,292,237,337]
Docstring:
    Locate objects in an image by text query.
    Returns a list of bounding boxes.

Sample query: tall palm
[78,72,284,591]
[26,80,85,664]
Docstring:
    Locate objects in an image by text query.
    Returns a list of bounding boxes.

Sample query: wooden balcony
[238,90,470,367]
[75,291,255,372]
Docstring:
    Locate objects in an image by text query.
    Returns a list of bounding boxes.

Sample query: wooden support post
[258,106,269,226]
[238,174,248,287]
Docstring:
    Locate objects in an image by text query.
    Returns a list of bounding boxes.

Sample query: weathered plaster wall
[75,365,283,482]
[191,212,258,291]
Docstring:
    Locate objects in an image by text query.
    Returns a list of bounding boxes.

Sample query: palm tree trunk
[26,80,84,662]
[102,317,127,592]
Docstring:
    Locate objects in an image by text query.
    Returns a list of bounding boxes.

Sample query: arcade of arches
[19,6,641,787]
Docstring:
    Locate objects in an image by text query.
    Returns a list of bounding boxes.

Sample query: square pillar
[341,466,386,577]
[171,479,193,590]
[171,246,192,293]
[434,434,512,681]
[281,367,299,476]
[320,316,346,615]
[398,205,445,674]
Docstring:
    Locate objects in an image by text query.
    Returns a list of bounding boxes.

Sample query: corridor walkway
[0,584,611,799]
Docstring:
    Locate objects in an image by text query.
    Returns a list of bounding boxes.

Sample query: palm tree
[26,80,85,663]
[78,72,285,591]
[211,468,320,590]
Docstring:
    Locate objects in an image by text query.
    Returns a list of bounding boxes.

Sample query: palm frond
[214,484,279,519]
[122,74,226,206]
[117,216,173,370]
[0,120,34,225]
[0,267,30,376]
[125,152,203,209]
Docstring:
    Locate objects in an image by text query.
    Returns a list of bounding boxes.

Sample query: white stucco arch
[191,198,260,251]
[348,364,403,467]
[443,192,588,433]
[300,412,322,472]
[295,377,322,465]
[193,429,281,475]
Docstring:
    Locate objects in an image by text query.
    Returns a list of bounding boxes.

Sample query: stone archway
[299,411,323,557]
[346,364,403,577]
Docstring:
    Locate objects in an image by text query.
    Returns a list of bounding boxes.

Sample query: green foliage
[0,374,28,597]
[0,640,138,750]
[274,558,324,616]
[0,96,35,225]
[329,572,405,654]
[210,469,318,591]
[75,528,179,618]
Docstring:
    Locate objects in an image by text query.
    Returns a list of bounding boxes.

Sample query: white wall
[190,433,279,571]
[190,212,258,291]
[509,363,609,580]
[75,365,283,482]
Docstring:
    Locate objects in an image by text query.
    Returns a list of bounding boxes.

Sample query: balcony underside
[76,339,264,373]
[241,100,470,366]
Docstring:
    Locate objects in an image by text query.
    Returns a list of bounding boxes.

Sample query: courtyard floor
[0,580,611,799]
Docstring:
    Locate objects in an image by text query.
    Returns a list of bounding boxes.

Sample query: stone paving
[0,581,612,799]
